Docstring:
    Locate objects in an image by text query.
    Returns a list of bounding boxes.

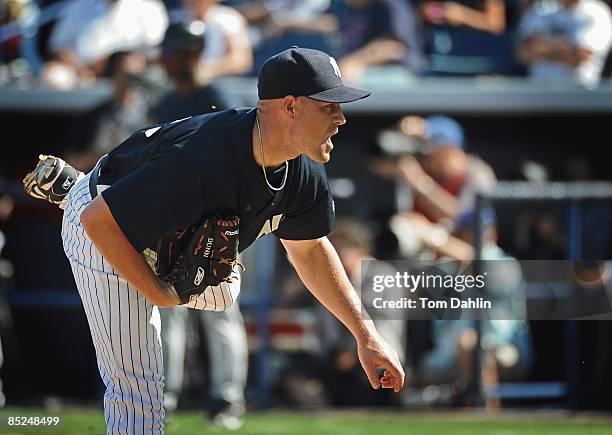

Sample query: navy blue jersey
[100,108,335,253]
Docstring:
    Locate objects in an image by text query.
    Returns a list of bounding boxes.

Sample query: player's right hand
[357,332,405,393]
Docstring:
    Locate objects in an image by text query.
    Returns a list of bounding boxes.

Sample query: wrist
[156,292,179,308]
[355,320,378,346]
[412,174,435,195]
[146,281,179,307]
[162,283,180,306]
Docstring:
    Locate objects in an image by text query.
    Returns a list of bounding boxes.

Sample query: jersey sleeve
[274,159,335,241]
[101,134,209,252]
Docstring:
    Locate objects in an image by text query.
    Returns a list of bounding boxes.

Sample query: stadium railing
[473,181,612,407]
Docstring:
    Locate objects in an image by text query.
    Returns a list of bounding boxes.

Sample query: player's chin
[316,138,334,163]
[318,151,332,163]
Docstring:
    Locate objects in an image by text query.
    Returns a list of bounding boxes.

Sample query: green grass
[1,408,612,435]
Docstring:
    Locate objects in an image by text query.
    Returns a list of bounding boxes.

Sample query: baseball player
[24,47,405,434]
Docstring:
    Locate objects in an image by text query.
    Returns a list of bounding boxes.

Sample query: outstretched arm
[80,195,180,308]
[281,236,405,392]
[517,35,592,68]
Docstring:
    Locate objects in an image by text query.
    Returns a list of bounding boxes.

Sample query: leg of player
[61,173,165,434]
[160,305,189,413]
[200,303,248,429]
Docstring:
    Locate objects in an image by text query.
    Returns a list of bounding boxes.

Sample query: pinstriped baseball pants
[61,172,165,434]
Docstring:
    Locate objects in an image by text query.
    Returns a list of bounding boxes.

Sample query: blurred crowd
[273,114,534,410]
[1,0,612,425]
[1,0,612,91]
[1,0,610,176]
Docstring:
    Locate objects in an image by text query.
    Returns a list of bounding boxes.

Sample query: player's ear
[282,96,297,118]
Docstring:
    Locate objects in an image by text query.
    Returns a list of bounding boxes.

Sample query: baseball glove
[155,214,244,305]
[23,155,84,210]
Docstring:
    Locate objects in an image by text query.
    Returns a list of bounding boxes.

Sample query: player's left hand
[23,154,84,210]
[357,332,405,393]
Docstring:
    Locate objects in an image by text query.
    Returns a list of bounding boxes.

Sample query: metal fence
[473,181,612,407]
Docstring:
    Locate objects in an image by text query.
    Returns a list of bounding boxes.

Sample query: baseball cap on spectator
[162,20,205,53]
[424,115,466,150]
[258,47,371,103]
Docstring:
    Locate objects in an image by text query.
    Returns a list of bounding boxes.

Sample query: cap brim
[307,84,371,103]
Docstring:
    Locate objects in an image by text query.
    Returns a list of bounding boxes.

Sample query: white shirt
[76,0,168,64]
[48,0,108,55]
[201,4,250,62]
[519,0,612,85]
[263,0,331,22]
[49,0,168,65]
[457,156,497,223]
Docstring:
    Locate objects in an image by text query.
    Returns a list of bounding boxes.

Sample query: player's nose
[333,105,346,126]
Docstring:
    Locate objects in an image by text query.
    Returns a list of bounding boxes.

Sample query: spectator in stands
[418,0,507,34]
[516,0,612,86]
[375,116,531,408]
[151,20,240,122]
[42,0,168,89]
[373,115,497,260]
[416,0,524,75]
[232,0,338,73]
[177,0,253,83]
[403,208,532,408]
[332,0,425,84]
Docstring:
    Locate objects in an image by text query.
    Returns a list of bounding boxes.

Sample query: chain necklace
[256,114,288,192]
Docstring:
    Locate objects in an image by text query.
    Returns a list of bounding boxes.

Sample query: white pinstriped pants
[61,172,165,434]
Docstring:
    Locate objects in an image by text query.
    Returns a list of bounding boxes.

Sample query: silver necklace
[256,114,288,192]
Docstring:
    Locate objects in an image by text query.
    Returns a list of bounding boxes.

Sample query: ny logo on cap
[329,57,341,78]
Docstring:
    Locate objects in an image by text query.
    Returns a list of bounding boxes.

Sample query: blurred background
[1,0,612,430]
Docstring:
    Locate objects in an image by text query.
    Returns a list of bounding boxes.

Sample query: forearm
[277,14,338,33]
[411,176,460,222]
[342,39,406,67]
[447,1,505,33]
[516,42,535,64]
[544,44,589,67]
[80,195,178,307]
[283,237,405,392]
[198,51,252,83]
[283,237,377,343]
[402,212,474,259]
[519,37,588,67]
[236,2,268,23]
[458,11,503,33]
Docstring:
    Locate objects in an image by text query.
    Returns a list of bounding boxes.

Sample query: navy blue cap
[257,47,371,103]
[162,20,205,53]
